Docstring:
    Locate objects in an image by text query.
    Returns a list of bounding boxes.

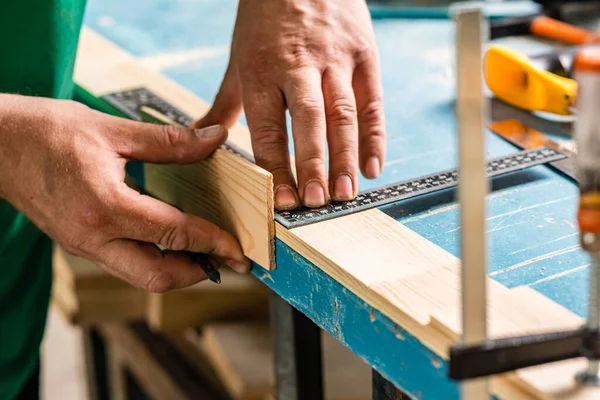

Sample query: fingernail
[226,259,250,273]
[366,157,381,179]
[304,180,326,207]
[194,125,224,138]
[334,174,353,200]
[275,185,298,210]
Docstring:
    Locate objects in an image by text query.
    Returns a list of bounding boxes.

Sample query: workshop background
[40,0,600,399]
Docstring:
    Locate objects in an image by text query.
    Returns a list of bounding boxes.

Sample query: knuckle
[252,124,287,147]
[298,154,326,171]
[359,100,384,125]
[204,224,224,254]
[158,223,189,251]
[143,270,174,293]
[252,130,290,171]
[353,40,376,63]
[360,126,386,153]
[331,147,356,165]
[281,43,311,69]
[160,125,186,158]
[326,98,357,126]
[295,97,323,121]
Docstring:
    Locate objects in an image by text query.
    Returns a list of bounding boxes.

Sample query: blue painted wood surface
[83,1,590,397]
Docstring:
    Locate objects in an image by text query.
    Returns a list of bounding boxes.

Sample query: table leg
[269,291,324,400]
[372,369,412,400]
[82,327,110,400]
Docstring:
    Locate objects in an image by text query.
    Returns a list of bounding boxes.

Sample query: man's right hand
[0,94,250,292]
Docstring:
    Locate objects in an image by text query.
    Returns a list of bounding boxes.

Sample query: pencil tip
[208,270,222,284]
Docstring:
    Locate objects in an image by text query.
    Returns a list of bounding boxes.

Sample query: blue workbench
[83,1,588,398]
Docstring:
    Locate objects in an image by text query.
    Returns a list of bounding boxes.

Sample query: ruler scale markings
[101,88,569,229]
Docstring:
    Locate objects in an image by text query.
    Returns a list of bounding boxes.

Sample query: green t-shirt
[0,1,86,398]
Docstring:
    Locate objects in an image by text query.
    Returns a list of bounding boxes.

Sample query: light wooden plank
[146,270,269,332]
[140,107,274,269]
[75,29,275,270]
[53,242,266,330]
[100,324,191,400]
[52,245,147,325]
[74,28,598,399]
[188,323,371,400]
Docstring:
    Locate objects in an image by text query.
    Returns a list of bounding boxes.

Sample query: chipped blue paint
[84,1,595,396]
[253,239,458,400]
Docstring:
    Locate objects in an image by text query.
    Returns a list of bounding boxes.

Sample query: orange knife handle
[531,16,599,45]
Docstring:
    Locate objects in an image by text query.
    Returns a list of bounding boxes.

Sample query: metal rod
[269,292,324,400]
[577,234,600,385]
[455,6,490,400]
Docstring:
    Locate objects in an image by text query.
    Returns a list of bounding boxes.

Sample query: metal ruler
[102,88,568,229]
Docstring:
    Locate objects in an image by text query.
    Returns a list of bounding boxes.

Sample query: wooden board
[101,324,210,400]
[52,245,147,325]
[74,29,274,269]
[188,323,371,400]
[53,242,268,330]
[74,28,600,399]
[146,270,269,332]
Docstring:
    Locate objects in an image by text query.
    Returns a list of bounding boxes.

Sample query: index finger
[243,83,299,210]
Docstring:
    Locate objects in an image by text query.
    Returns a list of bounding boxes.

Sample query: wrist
[0,94,34,201]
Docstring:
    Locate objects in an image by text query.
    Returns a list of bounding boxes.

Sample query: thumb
[192,59,243,130]
[109,117,228,164]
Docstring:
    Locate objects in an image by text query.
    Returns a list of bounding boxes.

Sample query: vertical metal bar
[270,291,324,400]
[372,369,412,400]
[82,328,110,400]
[455,7,490,400]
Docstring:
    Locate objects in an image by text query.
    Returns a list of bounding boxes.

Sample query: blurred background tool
[366,0,541,19]
[574,48,600,386]
[490,14,600,42]
[450,47,600,391]
[489,119,577,181]
[484,45,578,115]
[366,0,600,20]
[533,0,600,20]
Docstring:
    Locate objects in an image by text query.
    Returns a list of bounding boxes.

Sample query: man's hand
[0,94,250,292]
[193,0,386,209]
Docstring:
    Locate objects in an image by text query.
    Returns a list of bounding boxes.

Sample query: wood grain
[74,28,600,399]
[75,29,275,270]
[140,107,275,269]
